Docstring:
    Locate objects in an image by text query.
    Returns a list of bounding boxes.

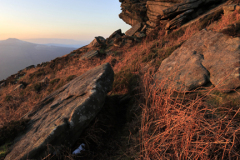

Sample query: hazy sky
[0,0,130,42]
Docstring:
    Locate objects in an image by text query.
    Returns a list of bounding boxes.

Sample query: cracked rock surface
[5,63,114,160]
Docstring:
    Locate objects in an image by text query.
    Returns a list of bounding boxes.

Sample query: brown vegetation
[140,72,240,159]
[1,8,240,159]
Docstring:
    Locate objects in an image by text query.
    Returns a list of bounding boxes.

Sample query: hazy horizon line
[0,38,92,45]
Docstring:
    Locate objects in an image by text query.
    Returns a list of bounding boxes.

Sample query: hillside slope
[1,0,240,159]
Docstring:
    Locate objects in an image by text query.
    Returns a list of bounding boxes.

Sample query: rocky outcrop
[106,29,125,45]
[154,29,240,92]
[5,63,114,160]
[80,50,99,60]
[84,28,142,54]
[119,0,147,26]
[113,35,140,47]
[87,36,106,48]
[165,9,194,30]
[119,0,226,34]
[125,22,142,36]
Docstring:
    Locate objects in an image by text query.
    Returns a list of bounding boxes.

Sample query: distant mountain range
[0,38,77,81]
[44,43,83,48]
[24,38,91,48]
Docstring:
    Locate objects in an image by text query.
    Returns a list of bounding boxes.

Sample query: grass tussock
[140,71,240,159]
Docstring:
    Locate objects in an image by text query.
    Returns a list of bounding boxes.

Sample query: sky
[0,0,131,43]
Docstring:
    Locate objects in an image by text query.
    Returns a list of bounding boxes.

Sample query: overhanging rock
[5,63,114,160]
[119,0,227,34]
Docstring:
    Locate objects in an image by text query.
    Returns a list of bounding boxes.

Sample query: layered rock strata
[119,0,147,26]
[119,0,226,34]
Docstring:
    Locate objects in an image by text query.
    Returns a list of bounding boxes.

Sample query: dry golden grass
[209,9,240,32]
[140,70,240,160]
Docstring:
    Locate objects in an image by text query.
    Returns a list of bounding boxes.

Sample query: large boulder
[5,63,114,160]
[155,29,240,92]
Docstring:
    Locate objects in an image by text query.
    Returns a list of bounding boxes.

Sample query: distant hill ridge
[0,38,76,81]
